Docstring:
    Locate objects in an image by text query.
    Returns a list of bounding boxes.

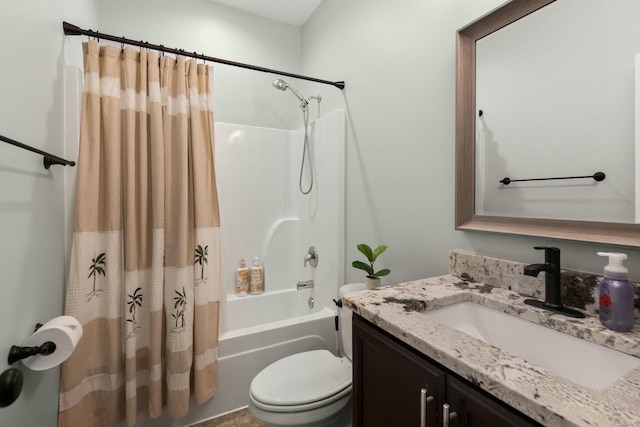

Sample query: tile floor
[191,408,269,427]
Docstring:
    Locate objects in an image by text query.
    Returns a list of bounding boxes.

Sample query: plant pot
[365,276,381,290]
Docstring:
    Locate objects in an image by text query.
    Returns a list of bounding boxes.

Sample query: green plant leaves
[352,260,374,275]
[356,244,374,262]
[353,243,390,278]
[373,245,387,259]
[357,244,387,262]
[374,268,390,277]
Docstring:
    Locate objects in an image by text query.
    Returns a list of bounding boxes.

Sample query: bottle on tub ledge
[236,259,250,297]
[250,257,264,295]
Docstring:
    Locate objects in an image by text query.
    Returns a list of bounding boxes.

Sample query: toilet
[248,283,365,427]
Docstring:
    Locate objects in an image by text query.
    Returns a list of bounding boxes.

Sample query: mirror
[455,0,640,247]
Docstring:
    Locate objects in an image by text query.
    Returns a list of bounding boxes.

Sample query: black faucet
[523,246,585,318]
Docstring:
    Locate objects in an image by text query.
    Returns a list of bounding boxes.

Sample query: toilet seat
[250,349,352,413]
[250,384,352,413]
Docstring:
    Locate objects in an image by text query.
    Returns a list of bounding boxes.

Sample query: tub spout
[296,280,314,290]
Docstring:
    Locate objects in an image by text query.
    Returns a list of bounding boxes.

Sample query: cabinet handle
[443,403,458,427]
[420,387,435,427]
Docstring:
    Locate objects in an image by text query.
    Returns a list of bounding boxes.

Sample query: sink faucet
[523,246,584,318]
[524,246,562,308]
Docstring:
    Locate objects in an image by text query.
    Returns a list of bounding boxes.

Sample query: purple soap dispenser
[597,252,635,332]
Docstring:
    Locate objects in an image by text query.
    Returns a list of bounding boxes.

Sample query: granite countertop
[343,275,640,427]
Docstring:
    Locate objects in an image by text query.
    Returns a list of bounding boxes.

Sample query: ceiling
[209,0,322,27]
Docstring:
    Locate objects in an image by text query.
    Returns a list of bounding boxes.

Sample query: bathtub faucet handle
[296,280,315,291]
[304,246,318,268]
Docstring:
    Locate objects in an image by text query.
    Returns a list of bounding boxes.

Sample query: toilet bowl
[248,283,365,427]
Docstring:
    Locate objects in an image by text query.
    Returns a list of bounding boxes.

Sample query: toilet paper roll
[20,316,83,371]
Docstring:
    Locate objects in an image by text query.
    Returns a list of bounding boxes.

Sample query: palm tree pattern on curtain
[195,245,208,281]
[172,287,187,331]
[126,287,143,338]
[59,40,222,427]
[87,252,106,301]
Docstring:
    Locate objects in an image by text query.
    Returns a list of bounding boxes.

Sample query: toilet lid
[250,349,352,406]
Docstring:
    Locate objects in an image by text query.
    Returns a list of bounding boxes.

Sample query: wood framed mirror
[455,0,640,247]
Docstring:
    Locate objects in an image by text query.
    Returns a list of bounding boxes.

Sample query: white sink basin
[424,301,640,389]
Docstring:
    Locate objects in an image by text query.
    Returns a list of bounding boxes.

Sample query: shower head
[272,78,288,91]
[272,78,307,105]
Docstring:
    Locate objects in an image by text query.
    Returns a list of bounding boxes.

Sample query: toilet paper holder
[1,323,61,408]
[0,339,59,408]
[7,341,57,365]
[2,324,49,408]
[6,323,57,366]
[1,318,82,407]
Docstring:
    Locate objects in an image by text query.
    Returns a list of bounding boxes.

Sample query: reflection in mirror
[475,0,640,223]
[455,0,640,247]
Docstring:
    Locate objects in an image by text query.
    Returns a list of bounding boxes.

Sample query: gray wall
[0,2,97,426]
[301,0,640,284]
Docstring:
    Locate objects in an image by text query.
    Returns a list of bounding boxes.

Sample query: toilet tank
[338,283,365,360]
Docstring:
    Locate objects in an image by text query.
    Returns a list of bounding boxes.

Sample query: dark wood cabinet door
[353,314,445,427]
[352,315,542,427]
[443,371,539,427]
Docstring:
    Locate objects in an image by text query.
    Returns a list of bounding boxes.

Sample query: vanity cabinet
[352,314,541,427]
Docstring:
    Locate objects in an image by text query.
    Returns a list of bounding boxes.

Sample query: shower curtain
[59,40,221,427]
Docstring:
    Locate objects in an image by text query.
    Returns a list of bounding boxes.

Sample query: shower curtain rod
[62,22,346,90]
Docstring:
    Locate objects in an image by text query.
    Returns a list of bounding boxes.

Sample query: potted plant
[352,243,390,289]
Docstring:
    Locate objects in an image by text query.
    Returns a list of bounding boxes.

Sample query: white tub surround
[342,251,640,427]
[216,109,345,334]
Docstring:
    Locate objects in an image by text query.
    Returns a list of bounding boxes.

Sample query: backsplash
[449,249,640,322]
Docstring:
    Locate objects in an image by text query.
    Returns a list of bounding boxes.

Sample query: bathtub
[222,287,329,332]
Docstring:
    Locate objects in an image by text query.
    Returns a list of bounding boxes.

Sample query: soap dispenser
[597,252,634,332]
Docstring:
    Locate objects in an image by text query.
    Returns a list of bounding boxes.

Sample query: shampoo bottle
[236,259,249,297]
[250,257,264,295]
[597,252,634,332]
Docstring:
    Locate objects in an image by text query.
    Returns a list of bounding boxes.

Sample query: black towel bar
[499,172,605,185]
[0,133,76,169]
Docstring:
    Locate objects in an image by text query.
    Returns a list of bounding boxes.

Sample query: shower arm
[299,96,321,112]
[285,86,311,111]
